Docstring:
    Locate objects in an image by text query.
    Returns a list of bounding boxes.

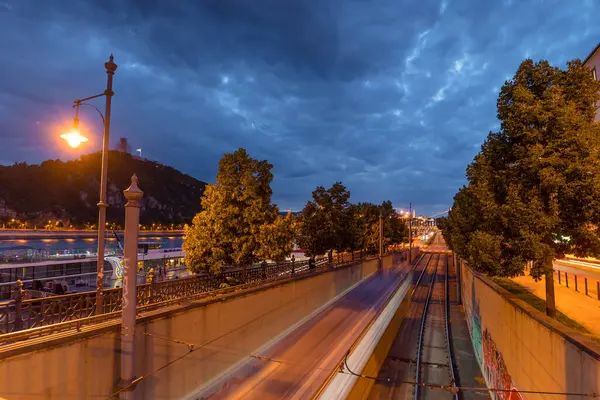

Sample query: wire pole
[409,202,413,263]
[379,210,384,259]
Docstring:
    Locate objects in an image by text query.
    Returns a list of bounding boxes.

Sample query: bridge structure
[1,235,599,399]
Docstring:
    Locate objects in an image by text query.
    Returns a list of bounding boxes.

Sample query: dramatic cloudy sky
[1,0,599,215]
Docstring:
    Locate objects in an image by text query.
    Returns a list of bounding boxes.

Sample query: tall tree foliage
[354,201,407,251]
[444,59,600,317]
[184,149,291,278]
[381,201,408,247]
[255,212,295,263]
[297,182,358,258]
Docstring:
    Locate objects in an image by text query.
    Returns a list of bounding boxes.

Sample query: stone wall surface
[0,254,404,400]
[460,261,600,399]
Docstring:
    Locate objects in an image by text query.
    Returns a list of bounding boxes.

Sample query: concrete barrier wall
[0,255,395,400]
[460,261,600,399]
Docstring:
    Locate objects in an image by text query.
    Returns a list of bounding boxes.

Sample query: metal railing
[0,249,378,337]
[523,262,600,301]
[555,269,600,301]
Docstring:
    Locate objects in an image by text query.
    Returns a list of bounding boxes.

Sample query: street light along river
[60,54,117,315]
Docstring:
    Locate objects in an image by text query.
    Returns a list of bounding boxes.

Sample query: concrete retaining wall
[460,261,600,399]
[0,255,396,400]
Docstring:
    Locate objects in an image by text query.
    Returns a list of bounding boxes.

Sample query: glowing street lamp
[60,129,89,148]
[61,55,117,315]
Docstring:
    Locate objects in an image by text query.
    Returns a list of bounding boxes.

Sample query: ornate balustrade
[0,250,382,338]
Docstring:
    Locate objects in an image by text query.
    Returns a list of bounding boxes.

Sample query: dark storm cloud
[1,0,599,214]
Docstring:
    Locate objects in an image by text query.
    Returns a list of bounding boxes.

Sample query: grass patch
[491,277,600,344]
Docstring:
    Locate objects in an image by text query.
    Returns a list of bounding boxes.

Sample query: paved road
[196,257,415,399]
[554,259,600,280]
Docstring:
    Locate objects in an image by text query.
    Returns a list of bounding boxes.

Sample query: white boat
[0,241,188,299]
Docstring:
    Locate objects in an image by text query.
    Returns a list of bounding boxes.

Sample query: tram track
[413,253,459,399]
[368,252,460,399]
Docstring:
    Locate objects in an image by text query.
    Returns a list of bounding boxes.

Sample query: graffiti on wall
[465,268,483,366]
[463,265,523,400]
[482,329,523,400]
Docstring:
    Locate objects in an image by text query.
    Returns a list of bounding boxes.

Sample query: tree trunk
[545,260,556,318]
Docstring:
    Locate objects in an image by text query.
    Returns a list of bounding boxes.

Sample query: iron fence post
[575,275,578,292]
[147,268,155,304]
[585,278,588,296]
[13,280,24,331]
[291,255,295,276]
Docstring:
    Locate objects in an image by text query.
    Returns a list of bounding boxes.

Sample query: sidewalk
[511,274,600,338]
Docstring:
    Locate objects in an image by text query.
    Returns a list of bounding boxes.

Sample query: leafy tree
[441,186,485,262]
[184,148,284,279]
[183,209,225,274]
[295,200,327,258]
[380,200,408,247]
[354,201,407,252]
[297,182,357,260]
[447,59,600,317]
[255,212,295,263]
[353,202,381,251]
[436,216,448,239]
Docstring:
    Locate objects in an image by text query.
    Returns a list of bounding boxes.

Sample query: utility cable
[104,328,334,399]
[340,350,599,398]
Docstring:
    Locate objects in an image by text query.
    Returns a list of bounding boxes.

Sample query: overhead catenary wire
[104,325,334,399]
[340,352,599,398]
[105,255,365,398]
[106,254,422,399]
[338,254,600,398]
[105,252,599,400]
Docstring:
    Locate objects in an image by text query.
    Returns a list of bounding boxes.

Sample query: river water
[0,236,184,253]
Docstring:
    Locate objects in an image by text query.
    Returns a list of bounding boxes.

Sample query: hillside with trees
[0,151,206,227]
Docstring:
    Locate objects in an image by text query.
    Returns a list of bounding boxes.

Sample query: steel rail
[414,254,440,400]
[409,253,434,299]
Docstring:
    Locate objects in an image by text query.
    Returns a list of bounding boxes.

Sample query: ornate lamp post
[60,55,117,314]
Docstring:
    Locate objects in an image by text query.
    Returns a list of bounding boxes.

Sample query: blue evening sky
[0,0,599,215]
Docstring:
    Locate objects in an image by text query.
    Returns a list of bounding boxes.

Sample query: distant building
[115,138,132,154]
[583,43,600,121]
